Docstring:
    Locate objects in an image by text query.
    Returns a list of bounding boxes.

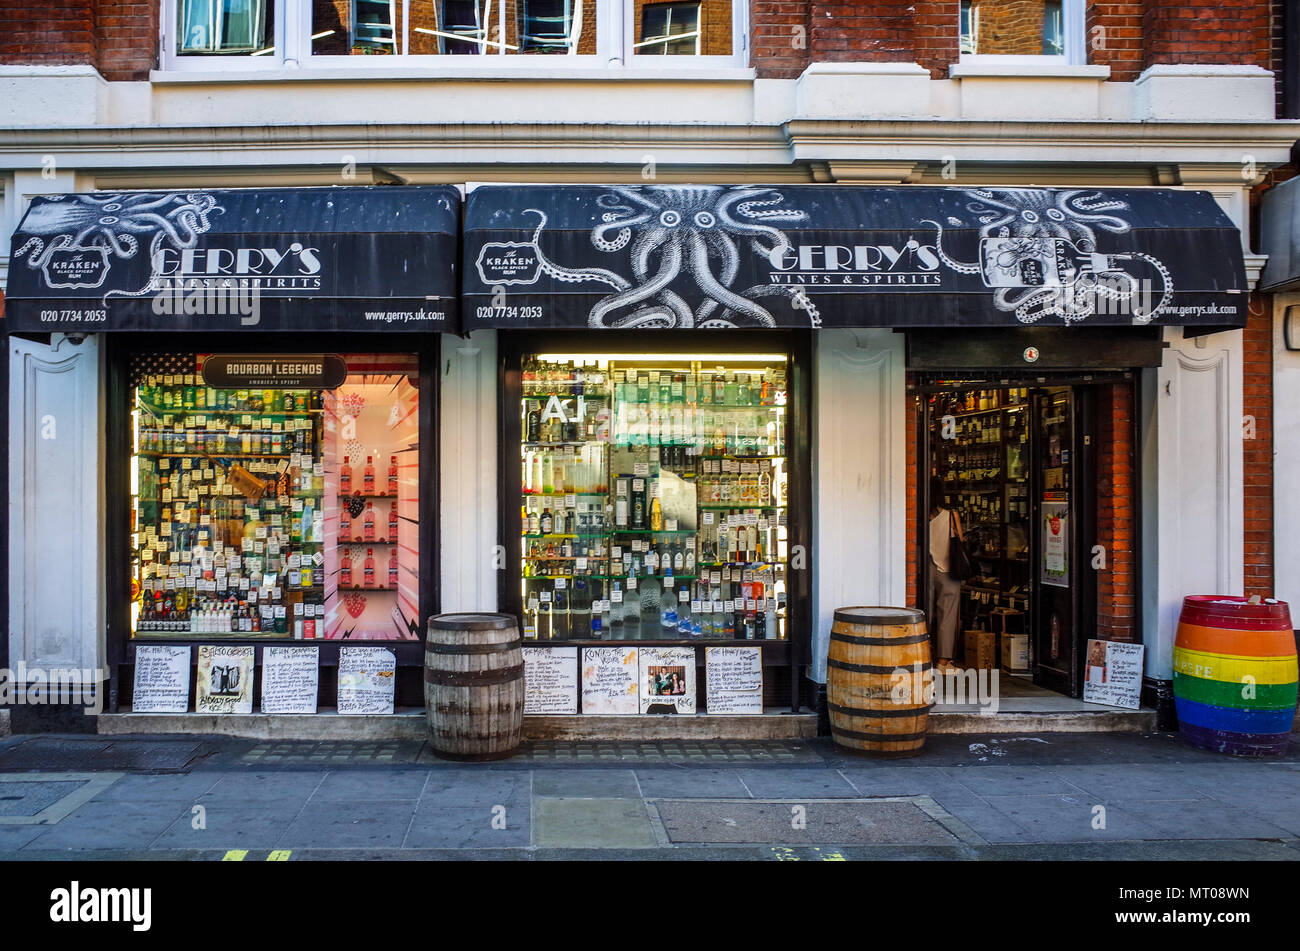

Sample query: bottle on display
[387,456,399,495]
[572,579,591,640]
[341,551,353,587]
[623,580,641,639]
[540,507,554,534]
[363,502,376,541]
[639,576,661,636]
[340,457,353,494]
[363,456,375,494]
[363,549,376,588]
[609,582,625,638]
[388,501,399,542]
[388,551,399,588]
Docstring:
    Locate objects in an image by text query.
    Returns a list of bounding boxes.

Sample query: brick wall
[1142,0,1271,69]
[804,0,959,77]
[972,0,1044,55]
[0,1,158,80]
[1095,381,1136,641]
[1087,1,1143,80]
[97,0,158,79]
[751,0,809,76]
[1243,294,1274,597]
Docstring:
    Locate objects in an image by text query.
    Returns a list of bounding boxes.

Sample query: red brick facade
[1095,382,1136,641]
[0,1,1280,81]
[0,0,158,81]
[1243,295,1275,598]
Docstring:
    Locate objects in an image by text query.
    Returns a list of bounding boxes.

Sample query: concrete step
[97,710,819,741]
[929,707,1156,733]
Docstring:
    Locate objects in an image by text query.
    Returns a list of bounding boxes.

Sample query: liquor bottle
[388,501,399,542]
[363,502,376,541]
[623,579,641,639]
[714,369,727,405]
[649,495,663,532]
[340,551,353,587]
[340,507,352,541]
[552,584,569,640]
[387,456,399,496]
[363,456,375,494]
[609,581,625,638]
[363,549,376,588]
[340,456,352,494]
[572,578,591,640]
[540,507,554,534]
[639,576,661,637]
[388,551,399,588]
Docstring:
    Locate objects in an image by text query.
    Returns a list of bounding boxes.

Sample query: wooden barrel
[827,606,932,757]
[1173,596,1297,757]
[424,613,525,761]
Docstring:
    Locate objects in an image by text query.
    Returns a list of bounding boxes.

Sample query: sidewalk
[0,731,1296,861]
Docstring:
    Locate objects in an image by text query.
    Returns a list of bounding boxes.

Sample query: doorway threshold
[927,673,1155,732]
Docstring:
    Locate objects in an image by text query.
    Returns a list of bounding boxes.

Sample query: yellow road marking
[222,850,248,861]
[267,850,292,861]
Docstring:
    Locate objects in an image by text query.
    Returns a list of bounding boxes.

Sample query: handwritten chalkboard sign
[338,646,395,715]
[524,647,578,715]
[133,645,191,713]
[1083,639,1144,709]
[581,647,639,715]
[196,645,255,714]
[261,646,319,714]
[705,646,763,714]
[639,646,696,715]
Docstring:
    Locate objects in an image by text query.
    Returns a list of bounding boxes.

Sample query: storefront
[461,183,1249,721]
[3,180,1249,732]
[4,186,457,716]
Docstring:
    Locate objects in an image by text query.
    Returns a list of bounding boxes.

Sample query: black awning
[462,185,1246,331]
[4,186,459,333]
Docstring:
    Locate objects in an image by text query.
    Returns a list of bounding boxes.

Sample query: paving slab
[25,800,191,851]
[941,765,1092,798]
[404,804,530,849]
[1042,764,1211,802]
[1111,797,1296,840]
[308,770,429,802]
[421,771,528,806]
[196,771,327,804]
[534,798,658,848]
[150,801,306,851]
[733,768,860,799]
[277,800,418,849]
[91,772,223,802]
[634,768,751,799]
[977,794,1161,842]
[531,769,640,799]
[654,799,961,845]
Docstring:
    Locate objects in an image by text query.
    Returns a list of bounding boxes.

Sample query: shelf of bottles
[520,353,790,642]
[931,386,1033,616]
[131,368,332,638]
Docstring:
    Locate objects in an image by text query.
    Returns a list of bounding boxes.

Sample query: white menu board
[337,646,396,715]
[261,646,319,714]
[524,646,578,715]
[705,646,763,714]
[133,645,191,713]
[196,645,255,714]
[1082,640,1145,709]
[639,646,696,715]
[581,647,639,715]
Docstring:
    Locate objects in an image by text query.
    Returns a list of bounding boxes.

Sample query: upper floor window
[958,0,1081,64]
[164,0,746,68]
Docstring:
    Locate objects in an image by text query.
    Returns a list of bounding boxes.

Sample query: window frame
[161,0,748,70]
[957,0,1084,67]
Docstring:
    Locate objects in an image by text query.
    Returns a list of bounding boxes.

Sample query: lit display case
[517,351,789,642]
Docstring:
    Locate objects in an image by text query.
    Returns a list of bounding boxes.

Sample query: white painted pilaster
[1273,293,1300,611]
[437,330,499,615]
[1141,327,1245,683]
[810,328,906,683]
[8,334,105,683]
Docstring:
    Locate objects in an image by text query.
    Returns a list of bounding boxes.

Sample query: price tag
[292,499,303,512]
[746,599,758,612]
[576,557,588,571]
[664,575,674,588]
[262,573,276,588]
[665,518,677,531]
[565,494,576,509]
[712,599,724,613]
[241,538,252,552]
[724,600,735,612]
[702,511,715,525]
[187,489,198,502]
[627,577,638,590]
[611,546,623,559]
[553,577,567,590]
[691,600,701,613]
[678,589,689,603]
[540,590,552,602]
[632,478,645,492]
[161,489,173,503]
[255,525,267,539]
[610,589,624,603]
[159,458,171,470]
[312,551,325,566]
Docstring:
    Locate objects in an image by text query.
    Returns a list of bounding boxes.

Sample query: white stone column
[809,328,906,683]
[1141,327,1245,685]
[437,330,499,615]
[8,334,105,688]
[1273,293,1300,610]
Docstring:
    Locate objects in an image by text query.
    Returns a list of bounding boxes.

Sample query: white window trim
[161,0,747,71]
[957,0,1084,67]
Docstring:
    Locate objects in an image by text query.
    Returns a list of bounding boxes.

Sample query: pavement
[0,729,1297,861]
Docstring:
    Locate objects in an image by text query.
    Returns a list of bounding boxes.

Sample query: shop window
[312,0,406,55]
[959,0,1078,62]
[519,353,788,642]
[178,0,272,54]
[130,353,421,641]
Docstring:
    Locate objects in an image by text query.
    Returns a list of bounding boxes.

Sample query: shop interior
[921,380,1096,699]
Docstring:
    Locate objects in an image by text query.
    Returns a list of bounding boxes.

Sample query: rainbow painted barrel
[1172,596,1297,757]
